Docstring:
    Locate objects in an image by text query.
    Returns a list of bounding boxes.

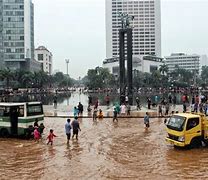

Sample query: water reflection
[65,143,73,160]
[3,92,71,106]
[1,91,196,106]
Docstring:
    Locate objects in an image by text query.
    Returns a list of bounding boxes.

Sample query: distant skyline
[34,0,208,78]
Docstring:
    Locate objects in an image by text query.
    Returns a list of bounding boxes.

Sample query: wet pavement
[43,104,160,117]
[1,116,208,179]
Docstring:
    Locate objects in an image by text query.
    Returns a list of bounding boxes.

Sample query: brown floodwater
[0,117,208,180]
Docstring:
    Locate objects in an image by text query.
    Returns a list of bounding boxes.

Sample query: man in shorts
[71,116,81,140]
[65,119,72,143]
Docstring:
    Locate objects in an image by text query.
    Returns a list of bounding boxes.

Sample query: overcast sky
[34,0,208,79]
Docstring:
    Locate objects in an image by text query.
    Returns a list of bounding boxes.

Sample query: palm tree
[14,70,31,88]
[20,72,33,88]
[0,68,14,89]
[33,71,49,88]
[201,66,208,85]
[159,64,169,76]
[151,70,162,87]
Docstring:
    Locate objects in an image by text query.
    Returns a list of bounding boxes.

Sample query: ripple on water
[1,117,208,179]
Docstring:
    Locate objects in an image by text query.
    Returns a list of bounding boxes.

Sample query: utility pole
[65,59,69,89]
[194,57,197,88]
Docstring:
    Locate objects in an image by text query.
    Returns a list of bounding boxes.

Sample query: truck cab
[165,113,208,148]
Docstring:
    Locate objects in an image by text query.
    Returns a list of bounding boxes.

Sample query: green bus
[0,102,44,137]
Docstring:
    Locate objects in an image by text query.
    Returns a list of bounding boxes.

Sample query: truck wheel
[190,138,201,149]
[1,128,9,138]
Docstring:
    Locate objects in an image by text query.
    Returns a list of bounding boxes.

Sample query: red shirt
[47,133,57,142]
[105,96,110,102]
[182,95,186,102]
[195,96,199,104]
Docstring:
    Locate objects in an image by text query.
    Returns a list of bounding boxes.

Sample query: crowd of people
[33,119,58,145]
[35,92,208,145]
[183,94,208,115]
[32,116,82,145]
[144,93,208,117]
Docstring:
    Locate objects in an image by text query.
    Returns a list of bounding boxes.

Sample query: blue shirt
[74,108,79,117]
[144,115,150,124]
[65,122,72,134]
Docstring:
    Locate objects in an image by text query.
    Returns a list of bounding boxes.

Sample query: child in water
[47,129,57,145]
[144,112,150,130]
[113,107,118,122]
[39,123,45,136]
[127,104,131,116]
[34,126,40,142]
[73,107,79,117]
[93,108,98,121]
[97,109,104,119]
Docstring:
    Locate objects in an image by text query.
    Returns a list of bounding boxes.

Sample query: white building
[164,53,200,73]
[0,0,39,71]
[200,55,208,72]
[35,46,53,75]
[103,55,163,77]
[105,0,161,58]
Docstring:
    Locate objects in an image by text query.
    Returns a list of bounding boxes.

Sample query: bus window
[0,107,4,116]
[0,106,10,117]
[18,106,24,117]
[27,104,43,116]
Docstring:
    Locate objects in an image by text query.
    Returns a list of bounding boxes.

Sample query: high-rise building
[105,0,161,58]
[35,46,53,75]
[0,0,39,71]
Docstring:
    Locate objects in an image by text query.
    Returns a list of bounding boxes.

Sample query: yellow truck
[165,113,208,148]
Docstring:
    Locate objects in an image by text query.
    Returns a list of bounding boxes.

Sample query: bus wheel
[190,138,201,149]
[1,128,9,138]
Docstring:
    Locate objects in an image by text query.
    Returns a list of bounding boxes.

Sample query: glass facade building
[0,0,34,70]
[0,0,4,67]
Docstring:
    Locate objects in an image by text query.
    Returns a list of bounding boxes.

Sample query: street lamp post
[65,59,69,90]
[65,59,69,106]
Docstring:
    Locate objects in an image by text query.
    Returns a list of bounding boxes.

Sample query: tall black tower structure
[119,13,134,105]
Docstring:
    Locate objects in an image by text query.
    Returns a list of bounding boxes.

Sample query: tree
[33,71,49,88]
[143,73,152,87]
[52,72,73,88]
[133,70,145,88]
[14,70,33,88]
[0,69,75,89]
[86,69,102,89]
[52,72,66,83]
[151,70,162,88]
[159,64,169,76]
[0,68,14,88]
[201,66,208,86]
[20,71,33,88]
[170,67,194,87]
[85,67,116,89]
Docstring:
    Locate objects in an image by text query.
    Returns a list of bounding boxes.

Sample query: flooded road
[0,117,208,179]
